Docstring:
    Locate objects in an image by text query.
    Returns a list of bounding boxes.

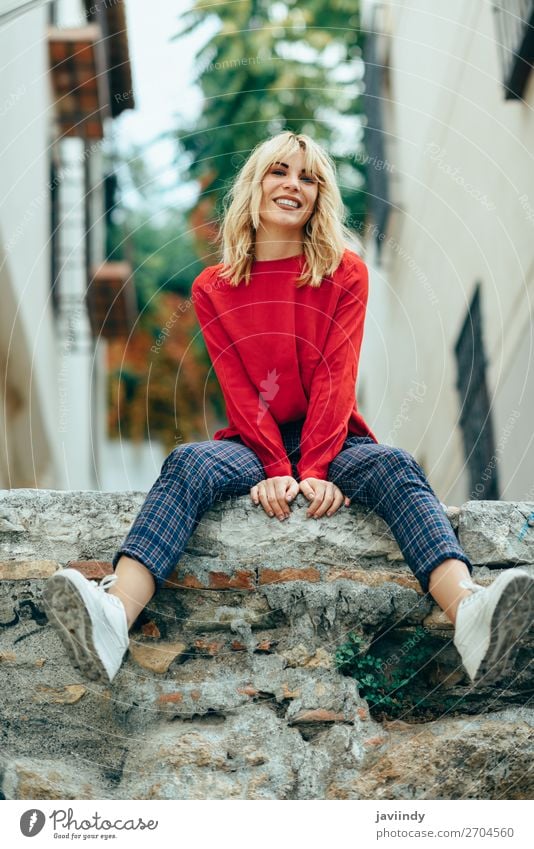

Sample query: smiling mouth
[274,198,301,210]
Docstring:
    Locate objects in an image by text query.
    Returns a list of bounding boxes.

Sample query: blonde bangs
[217,132,353,288]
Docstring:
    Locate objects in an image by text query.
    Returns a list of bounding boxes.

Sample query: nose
[282,172,300,191]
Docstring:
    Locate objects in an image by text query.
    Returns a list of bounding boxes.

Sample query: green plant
[336,629,477,719]
[337,627,457,714]
[335,632,412,711]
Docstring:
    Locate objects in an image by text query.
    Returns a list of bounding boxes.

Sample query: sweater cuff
[298,468,327,482]
[262,459,293,478]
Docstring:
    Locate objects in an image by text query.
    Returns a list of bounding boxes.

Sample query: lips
[274,196,302,210]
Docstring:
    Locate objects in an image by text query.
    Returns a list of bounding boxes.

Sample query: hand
[250,476,300,521]
[299,477,351,519]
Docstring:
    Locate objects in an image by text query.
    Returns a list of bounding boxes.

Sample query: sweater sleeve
[297,258,369,481]
[192,274,293,478]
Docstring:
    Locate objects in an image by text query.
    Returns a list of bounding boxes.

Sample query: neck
[253,227,304,261]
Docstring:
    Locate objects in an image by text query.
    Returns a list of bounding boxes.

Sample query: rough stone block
[0,489,533,800]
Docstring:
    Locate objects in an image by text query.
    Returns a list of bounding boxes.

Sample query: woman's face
[258,148,319,237]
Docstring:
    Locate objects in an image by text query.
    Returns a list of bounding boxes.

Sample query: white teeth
[275,198,299,209]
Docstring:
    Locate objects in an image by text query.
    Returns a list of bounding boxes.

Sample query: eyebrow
[273,160,308,173]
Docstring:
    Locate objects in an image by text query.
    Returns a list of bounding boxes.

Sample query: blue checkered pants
[111,419,472,594]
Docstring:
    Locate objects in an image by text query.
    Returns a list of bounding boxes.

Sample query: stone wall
[0,490,533,800]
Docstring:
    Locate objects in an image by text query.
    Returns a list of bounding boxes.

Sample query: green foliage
[173,0,367,233]
[104,153,203,314]
[102,156,222,446]
[113,211,202,315]
[335,632,413,711]
[335,628,461,717]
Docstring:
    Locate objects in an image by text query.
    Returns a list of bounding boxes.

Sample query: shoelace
[86,572,128,646]
[91,573,119,592]
[457,578,484,607]
[459,579,483,592]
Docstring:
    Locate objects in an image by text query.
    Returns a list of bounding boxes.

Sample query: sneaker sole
[43,574,110,684]
[474,573,534,684]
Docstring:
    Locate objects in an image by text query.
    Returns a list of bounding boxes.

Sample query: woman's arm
[192,274,293,478]
[297,257,369,481]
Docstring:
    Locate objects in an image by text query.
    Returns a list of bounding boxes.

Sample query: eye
[271,168,285,176]
[300,175,316,184]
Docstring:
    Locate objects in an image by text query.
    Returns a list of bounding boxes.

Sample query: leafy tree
[104,152,222,448]
[173,0,367,257]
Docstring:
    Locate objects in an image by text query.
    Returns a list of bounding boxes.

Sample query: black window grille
[492,1,534,99]
[362,21,391,252]
[83,141,92,289]
[454,285,499,500]
[50,155,60,316]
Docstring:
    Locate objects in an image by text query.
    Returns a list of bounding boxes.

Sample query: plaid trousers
[112,419,472,594]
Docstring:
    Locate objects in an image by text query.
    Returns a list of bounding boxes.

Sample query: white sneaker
[453,569,534,684]
[43,568,129,684]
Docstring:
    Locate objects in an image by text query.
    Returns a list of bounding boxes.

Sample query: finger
[306,486,327,517]
[299,481,316,502]
[344,496,351,507]
[312,483,337,518]
[265,481,286,520]
[273,481,291,519]
[285,479,299,502]
[299,479,321,514]
[250,485,259,505]
[257,484,273,517]
[326,489,344,517]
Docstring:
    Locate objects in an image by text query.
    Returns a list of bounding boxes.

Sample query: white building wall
[0,3,64,487]
[55,0,86,28]
[0,0,127,491]
[99,440,166,492]
[360,0,534,504]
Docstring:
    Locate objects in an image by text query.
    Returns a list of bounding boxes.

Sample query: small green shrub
[336,626,460,718]
[335,632,413,711]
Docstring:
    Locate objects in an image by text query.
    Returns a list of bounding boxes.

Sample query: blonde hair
[216,131,353,288]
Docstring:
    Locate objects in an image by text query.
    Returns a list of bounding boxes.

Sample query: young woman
[44,132,533,688]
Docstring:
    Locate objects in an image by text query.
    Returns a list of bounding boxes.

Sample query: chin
[263,214,305,231]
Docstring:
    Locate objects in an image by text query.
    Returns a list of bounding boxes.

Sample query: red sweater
[191,248,377,481]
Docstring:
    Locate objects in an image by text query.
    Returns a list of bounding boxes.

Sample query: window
[48,1,57,26]
[362,18,392,253]
[492,1,534,99]
[50,153,60,316]
[454,285,499,499]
